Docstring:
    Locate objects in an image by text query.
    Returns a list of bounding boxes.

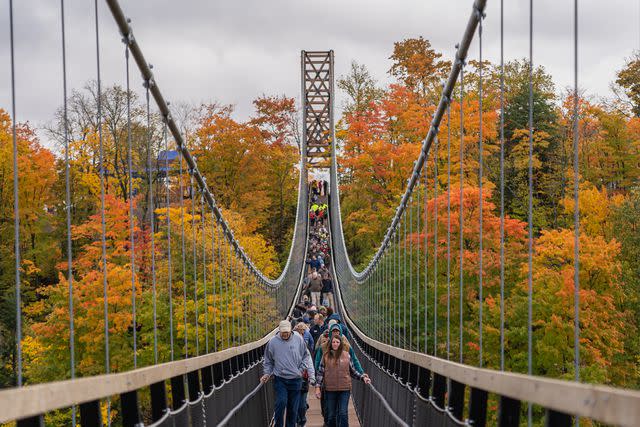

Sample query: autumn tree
[614,51,640,117]
[506,229,631,385]
[489,60,564,230]
[0,110,58,387]
[337,61,384,115]
[389,36,451,104]
[249,95,300,263]
[196,97,300,268]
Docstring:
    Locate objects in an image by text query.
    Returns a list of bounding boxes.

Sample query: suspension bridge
[2,0,640,426]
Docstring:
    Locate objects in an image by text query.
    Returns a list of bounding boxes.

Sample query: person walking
[309,313,324,343]
[294,323,314,427]
[320,268,334,308]
[295,321,315,355]
[315,329,371,427]
[261,320,315,427]
[308,271,323,306]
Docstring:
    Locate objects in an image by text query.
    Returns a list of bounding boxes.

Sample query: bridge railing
[330,253,640,426]
[0,330,274,426]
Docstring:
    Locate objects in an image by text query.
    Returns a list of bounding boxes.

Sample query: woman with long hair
[314,325,371,427]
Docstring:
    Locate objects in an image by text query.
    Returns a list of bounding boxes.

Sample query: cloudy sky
[1,0,638,150]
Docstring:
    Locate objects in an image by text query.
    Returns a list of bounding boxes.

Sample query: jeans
[325,390,351,427]
[297,390,308,425]
[273,376,302,427]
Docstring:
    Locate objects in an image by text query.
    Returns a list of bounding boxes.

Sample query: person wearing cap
[261,320,315,427]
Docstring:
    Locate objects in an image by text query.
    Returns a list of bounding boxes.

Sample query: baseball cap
[279,320,292,333]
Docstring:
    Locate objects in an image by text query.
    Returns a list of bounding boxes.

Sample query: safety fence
[1,334,277,426]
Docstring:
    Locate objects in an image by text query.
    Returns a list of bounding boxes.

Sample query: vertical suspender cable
[459,64,465,364]
[9,0,22,389]
[424,164,429,355]
[179,151,188,357]
[573,0,581,390]
[94,0,111,376]
[409,194,413,351]
[478,14,484,368]
[226,235,232,349]
[446,105,452,361]
[61,0,75,400]
[125,43,137,370]
[403,209,407,349]
[393,229,400,347]
[528,0,535,424]
[191,174,199,356]
[388,242,391,340]
[164,122,174,361]
[212,219,218,352]
[434,136,439,357]
[415,168,421,352]
[146,82,158,365]
[202,194,208,353]
[499,0,506,373]
[397,227,402,349]
[232,249,237,346]
[384,246,388,338]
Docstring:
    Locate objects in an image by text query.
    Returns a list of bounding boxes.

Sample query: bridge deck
[303,394,360,427]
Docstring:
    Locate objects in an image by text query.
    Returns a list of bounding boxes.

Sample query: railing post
[417,366,431,399]
[545,409,572,427]
[79,400,102,427]
[498,396,520,427]
[408,361,418,388]
[150,381,168,422]
[187,370,201,401]
[202,366,214,394]
[448,380,465,420]
[213,362,225,388]
[120,390,141,427]
[432,373,446,408]
[17,415,44,427]
[399,359,410,384]
[171,375,186,409]
[469,388,488,427]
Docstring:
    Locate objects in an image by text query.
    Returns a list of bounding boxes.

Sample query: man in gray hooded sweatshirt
[261,320,315,427]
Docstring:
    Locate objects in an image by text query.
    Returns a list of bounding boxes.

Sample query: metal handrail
[0,329,274,423]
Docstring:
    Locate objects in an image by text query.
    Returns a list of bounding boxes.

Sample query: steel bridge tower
[301,50,334,170]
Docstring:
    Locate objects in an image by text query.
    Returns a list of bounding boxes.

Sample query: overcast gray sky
[1,0,638,150]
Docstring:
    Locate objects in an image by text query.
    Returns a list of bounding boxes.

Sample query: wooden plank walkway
[303,393,360,427]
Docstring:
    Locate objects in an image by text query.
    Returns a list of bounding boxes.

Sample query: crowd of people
[309,181,329,228]
[309,180,329,197]
[260,181,371,427]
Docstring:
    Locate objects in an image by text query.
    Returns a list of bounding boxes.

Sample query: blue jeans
[324,390,351,427]
[273,376,302,427]
[297,390,308,425]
